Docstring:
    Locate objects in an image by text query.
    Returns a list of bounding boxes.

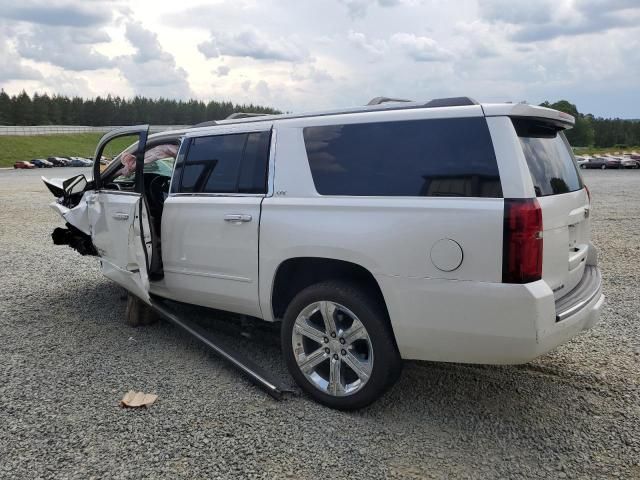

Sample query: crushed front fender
[52,223,98,256]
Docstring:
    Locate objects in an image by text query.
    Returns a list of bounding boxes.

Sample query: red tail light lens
[502,198,543,284]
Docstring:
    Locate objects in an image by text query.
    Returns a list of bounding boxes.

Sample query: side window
[238,131,271,193]
[181,134,246,193]
[175,131,271,194]
[303,117,502,198]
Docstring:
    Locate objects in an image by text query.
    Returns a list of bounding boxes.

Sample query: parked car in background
[624,153,640,168]
[46,157,66,167]
[580,157,607,169]
[48,157,71,166]
[620,156,638,168]
[603,156,622,169]
[30,159,51,168]
[69,158,91,167]
[14,161,35,169]
[575,156,590,167]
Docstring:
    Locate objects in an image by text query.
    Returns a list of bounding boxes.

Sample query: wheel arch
[269,256,398,349]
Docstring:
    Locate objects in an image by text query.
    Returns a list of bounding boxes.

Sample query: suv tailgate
[512,117,590,299]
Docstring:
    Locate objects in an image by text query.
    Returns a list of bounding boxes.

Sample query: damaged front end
[52,222,98,256]
[43,173,98,257]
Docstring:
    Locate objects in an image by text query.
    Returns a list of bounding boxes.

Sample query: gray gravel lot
[1,167,639,479]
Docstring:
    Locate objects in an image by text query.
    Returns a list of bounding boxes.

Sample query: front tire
[281,281,401,410]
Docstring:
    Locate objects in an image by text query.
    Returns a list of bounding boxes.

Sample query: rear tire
[281,281,401,410]
[125,293,157,327]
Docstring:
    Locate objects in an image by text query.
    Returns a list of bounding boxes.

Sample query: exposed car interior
[100,136,181,279]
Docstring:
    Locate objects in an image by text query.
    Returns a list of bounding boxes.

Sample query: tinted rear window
[303,117,502,197]
[513,118,583,197]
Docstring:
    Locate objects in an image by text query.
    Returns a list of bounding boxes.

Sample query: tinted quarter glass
[180,134,246,193]
[237,131,271,194]
[170,138,188,194]
[513,119,583,197]
[303,117,501,197]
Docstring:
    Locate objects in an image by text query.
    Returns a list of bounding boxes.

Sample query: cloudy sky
[0,0,638,117]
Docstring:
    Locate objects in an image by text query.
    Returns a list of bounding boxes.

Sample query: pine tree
[0,89,11,125]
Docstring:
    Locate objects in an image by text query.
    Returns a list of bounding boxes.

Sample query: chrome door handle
[112,212,129,220]
[224,214,252,223]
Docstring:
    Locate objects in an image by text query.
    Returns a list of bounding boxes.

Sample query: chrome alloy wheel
[292,301,374,397]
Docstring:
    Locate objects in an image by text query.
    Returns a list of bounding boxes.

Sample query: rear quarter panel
[259,114,504,321]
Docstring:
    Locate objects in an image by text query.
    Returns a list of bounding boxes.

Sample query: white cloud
[216,65,230,77]
[199,30,308,62]
[390,33,452,62]
[347,31,387,56]
[0,49,43,82]
[115,21,191,98]
[478,0,555,25]
[15,25,114,71]
[338,0,407,19]
[479,0,640,42]
[0,0,638,118]
[0,0,114,27]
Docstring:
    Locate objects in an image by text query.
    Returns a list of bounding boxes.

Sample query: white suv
[44,97,604,409]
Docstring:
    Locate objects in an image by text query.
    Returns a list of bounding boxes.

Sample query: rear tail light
[502,198,543,284]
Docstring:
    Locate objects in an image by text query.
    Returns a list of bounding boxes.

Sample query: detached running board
[149,298,290,400]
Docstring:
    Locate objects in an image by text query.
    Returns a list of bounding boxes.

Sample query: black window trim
[170,129,272,197]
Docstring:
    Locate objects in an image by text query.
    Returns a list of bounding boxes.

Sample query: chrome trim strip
[163,267,251,283]
[555,266,602,322]
[97,190,141,197]
[266,127,276,198]
[168,192,264,198]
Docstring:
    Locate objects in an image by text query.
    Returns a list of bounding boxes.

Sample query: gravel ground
[0,167,639,479]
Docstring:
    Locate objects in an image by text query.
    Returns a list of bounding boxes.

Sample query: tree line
[0,90,280,127]
[0,91,637,148]
[540,100,639,148]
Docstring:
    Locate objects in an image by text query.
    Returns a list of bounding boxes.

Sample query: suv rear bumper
[555,265,601,322]
[376,266,604,364]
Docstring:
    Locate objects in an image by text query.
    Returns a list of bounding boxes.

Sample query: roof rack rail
[423,97,478,108]
[367,97,412,105]
[188,96,480,130]
[226,112,269,120]
[193,120,217,128]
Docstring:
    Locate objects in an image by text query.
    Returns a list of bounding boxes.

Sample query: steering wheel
[105,182,122,190]
[148,176,171,214]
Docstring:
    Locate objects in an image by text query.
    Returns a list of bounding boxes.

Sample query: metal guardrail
[0,125,190,136]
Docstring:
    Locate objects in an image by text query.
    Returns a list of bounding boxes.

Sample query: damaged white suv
[44,97,604,409]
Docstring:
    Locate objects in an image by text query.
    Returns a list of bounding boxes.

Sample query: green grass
[573,146,640,155]
[0,133,135,167]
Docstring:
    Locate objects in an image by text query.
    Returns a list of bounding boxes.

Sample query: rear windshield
[512,118,583,197]
[303,117,502,198]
